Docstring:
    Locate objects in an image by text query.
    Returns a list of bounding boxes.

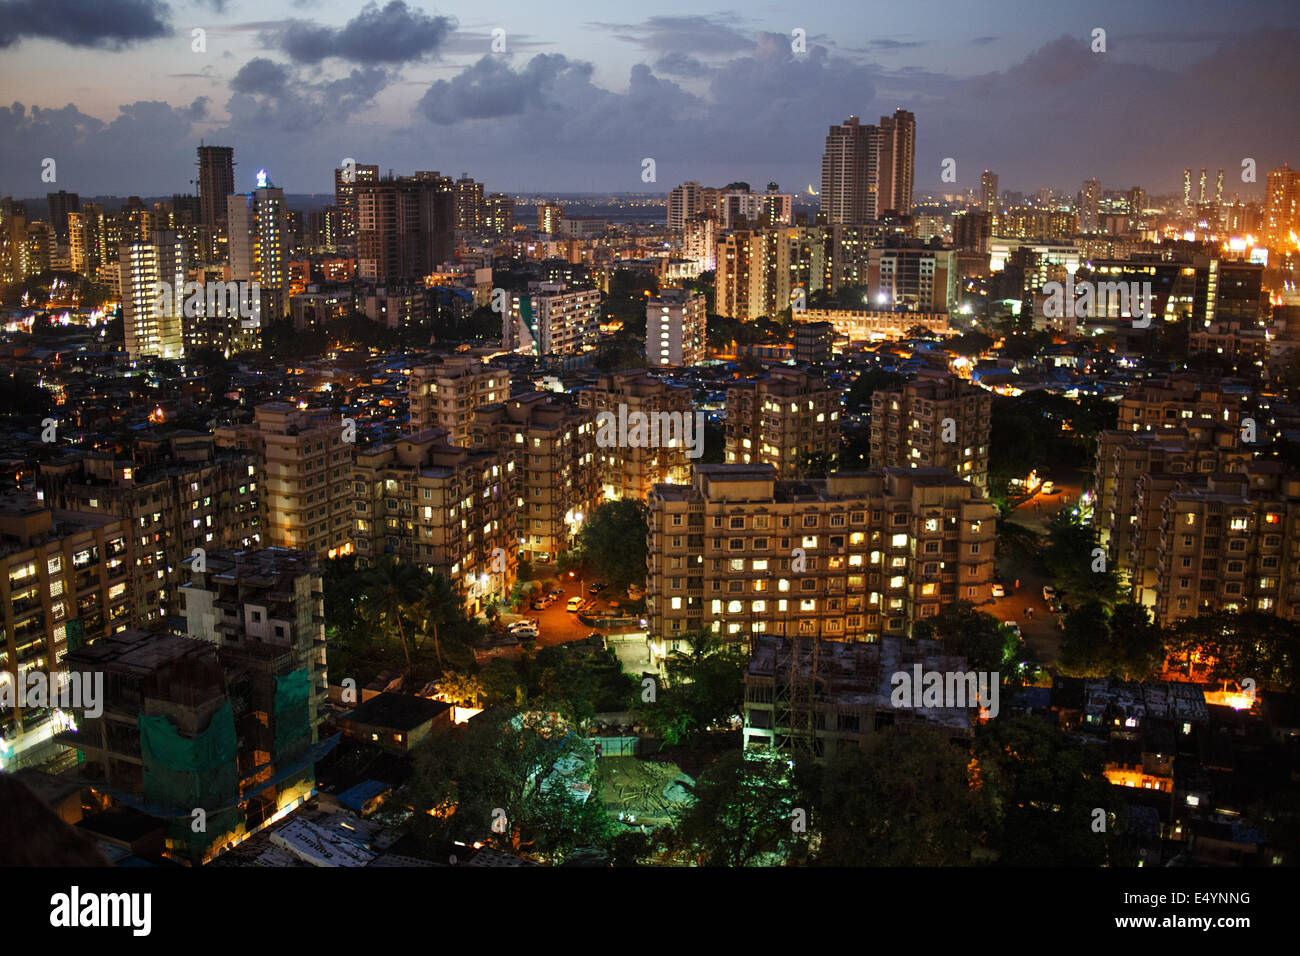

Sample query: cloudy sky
[0,0,1296,199]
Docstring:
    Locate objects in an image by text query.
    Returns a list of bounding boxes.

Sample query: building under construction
[743,634,979,758]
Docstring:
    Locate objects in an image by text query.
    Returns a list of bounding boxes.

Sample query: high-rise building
[454,176,485,236]
[37,432,261,628]
[228,182,290,320]
[351,430,515,614]
[576,370,695,500]
[646,289,707,367]
[870,372,992,491]
[645,464,997,645]
[0,499,131,769]
[715,230,765,320]
[356,173,454,281]
[502,284,601,356]
[197,144,235,233]
[867,242,957,313]
[467,393,599,565]
[485,193,515,237]
[334,162,379,245]
[683,216,717,272]
[875,109,916,217]
[67,204,104,278]
[45,190,79,244]
[408,355,512,447]
[119,230,186,359]
[1264,164,1300,244]
[215,404,354,560]
[1078,178,1101,234]
[952,210,992,253]
[820,116,876,225]
[979,170,998,219]
[724,367,841,478]
[537,203,564,235]
[668,182,703,231]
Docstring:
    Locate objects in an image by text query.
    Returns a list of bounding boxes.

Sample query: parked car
[566,596,584,612]
[589,582,607,594]
[1003,621,1021,638]
[991,583,1005,599]
[1040,481,1055,495]
[1042,585,1057,603]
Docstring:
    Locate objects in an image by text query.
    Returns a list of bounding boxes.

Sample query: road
[503,578,630,648]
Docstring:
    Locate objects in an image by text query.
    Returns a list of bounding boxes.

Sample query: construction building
[467,393,599,566]
[724,367,841,478]
[870,372,991,492]
[646,464,996,648]
[408,355,511,447]
[743,634,977,758]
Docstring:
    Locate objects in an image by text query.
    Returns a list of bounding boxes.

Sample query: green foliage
[407,709,609,860]
[1058,600,1166,679]
[1043,511,1124,609]
[1166,610,1300,692]
[664,750,803,866]
[807,725,993,866]
[912,601,1019,672]
[642,630,747,745]
[975,716,1138,866]
[574,498,648,592]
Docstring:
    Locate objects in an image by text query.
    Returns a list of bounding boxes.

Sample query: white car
[1003,621,1021,637]
[1042,585,1057,603]
[991,583,1005,599]
[1040,481,1055,495]
[566,596,584,612]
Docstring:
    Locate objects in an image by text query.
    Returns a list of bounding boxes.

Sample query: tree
[1166,610,1300,692]
[807,725,992,866]
[975,716,1138,866]
[913,601,1016,672]
[643,629,747,745]
[575,499,648,592]
[1043,511,1124,609]
[407,709,609,861]
[664,750,803,866]
[360,556,426,677]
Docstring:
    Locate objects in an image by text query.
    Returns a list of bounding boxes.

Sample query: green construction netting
[138,700,239,814]
[273,668,311,761]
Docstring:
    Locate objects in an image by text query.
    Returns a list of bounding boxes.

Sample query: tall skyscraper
[356,172,454,281]
[820,116,876,225]
[1078,178,1101,234]
[1183,168,1193,215]
[197,145,235,233]
[453,175,485,235]
[875,109,916,216]
[537,202,564,235]
[979,170,999,218]
[120,230,186,360]
[1265,164,1300,243]
[334,161,379,245]
[485,193,515,237]
[45,190,79,244]
[667,181,703,231]
[228,178,289,320]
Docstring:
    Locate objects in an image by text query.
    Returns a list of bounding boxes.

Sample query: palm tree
[414,572,460,672]
[362,556,425,677]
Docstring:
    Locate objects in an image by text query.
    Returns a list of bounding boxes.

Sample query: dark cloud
[230,58,291,95]
[591,15,754,56]
[969,36,998,46]
[269,1,456,64]
[652,51,712,78]
[0,0,171,49]
[866,38,923,50]
[416,54,581,124]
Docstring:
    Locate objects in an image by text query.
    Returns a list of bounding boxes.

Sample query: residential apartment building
[119,230,186,360]
[467,393,599,565]
[1147,465,1300,626]
[867,242,957,314]
[216,404,353,560]
[646,464,997,647]
[0,500,130,767]
[408,355,512,447]
[1115,376,1244,434]
[870,372,991,491]
[646,288,707,367]
[37,431,261,627]
[351,430,516,613]
[502,284,601,356]
[577,370,695,500]
[724,367,841,478]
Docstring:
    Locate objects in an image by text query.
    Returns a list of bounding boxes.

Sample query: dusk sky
[1,0,1297,198]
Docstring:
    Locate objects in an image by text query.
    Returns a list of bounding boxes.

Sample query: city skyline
[1,1,1298,196]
